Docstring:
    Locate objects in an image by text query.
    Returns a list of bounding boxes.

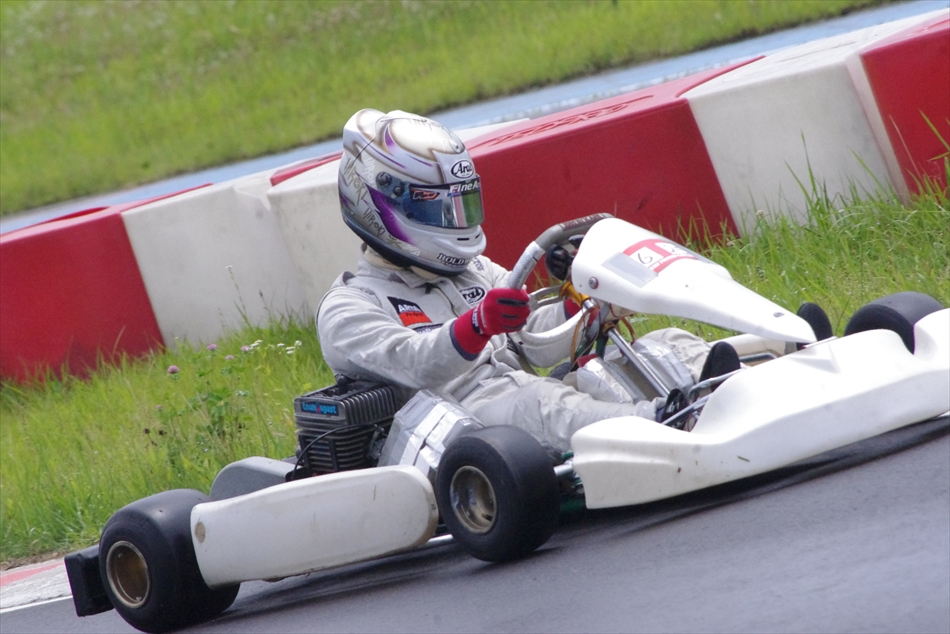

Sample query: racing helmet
[338,109,486,276]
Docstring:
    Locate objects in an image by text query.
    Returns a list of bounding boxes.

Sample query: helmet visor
[405,179,484,229]
[373,176,483,229]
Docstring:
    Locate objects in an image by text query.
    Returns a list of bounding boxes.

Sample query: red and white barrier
[1,11,946,382]
[683,9,947,231]
[122,170,308,347]
[859,12,949,194]
[267,160,362,315]
[467,63,752,269]
[0,201,166,381]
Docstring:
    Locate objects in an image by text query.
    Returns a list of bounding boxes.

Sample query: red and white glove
[451,288,530,359]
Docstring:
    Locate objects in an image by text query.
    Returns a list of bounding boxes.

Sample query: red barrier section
[0,191,205,382]
[467,62,754,269]
[860,14,950,194]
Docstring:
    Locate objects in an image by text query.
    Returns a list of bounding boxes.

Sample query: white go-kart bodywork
[190,216,950,586]
[70,216,949,633]
[568,218,950,508]
[573,312,949,508]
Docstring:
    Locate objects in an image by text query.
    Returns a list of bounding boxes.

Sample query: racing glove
[451,288,530,360]
[544,235,584,282]
[547,237,584,317]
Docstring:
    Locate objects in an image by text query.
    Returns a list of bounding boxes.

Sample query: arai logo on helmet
[451,160,474,179]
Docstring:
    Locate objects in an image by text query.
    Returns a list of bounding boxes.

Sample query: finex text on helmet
[449,181,480,195]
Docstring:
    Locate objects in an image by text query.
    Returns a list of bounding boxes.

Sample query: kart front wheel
[436,426,560,562]
[99,489,239,633]
[844,291,944,353]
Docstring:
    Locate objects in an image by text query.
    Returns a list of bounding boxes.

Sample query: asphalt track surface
[2,415,948,633]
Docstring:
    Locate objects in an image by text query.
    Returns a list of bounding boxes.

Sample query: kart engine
[294,379,398,475]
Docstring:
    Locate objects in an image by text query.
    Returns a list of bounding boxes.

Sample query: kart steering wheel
[505,213,613,348]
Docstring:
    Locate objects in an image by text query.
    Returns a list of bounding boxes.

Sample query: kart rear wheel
[99,489,239,633]
[436,426,560,562]
[844,291,944,353]
[796,302,834,350]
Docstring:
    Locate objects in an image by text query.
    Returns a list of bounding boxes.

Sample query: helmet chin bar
[342,215,471,277]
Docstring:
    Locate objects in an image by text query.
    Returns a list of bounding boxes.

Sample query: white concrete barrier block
[123,170,308,346]
[683,13,933,232]
[267,160,360,318]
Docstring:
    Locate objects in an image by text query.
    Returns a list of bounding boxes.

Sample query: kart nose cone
[572,218,819,344]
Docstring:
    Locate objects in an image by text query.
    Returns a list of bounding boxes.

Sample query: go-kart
[65,214,950,633]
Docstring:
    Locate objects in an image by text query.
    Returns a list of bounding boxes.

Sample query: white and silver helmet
[338,109,486,276]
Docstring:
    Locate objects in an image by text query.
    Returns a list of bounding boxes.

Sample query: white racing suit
[317,249,711,453]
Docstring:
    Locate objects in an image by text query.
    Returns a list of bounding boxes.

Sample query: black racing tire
[99,489,239,633]
[844,291,944,353]
[796,302,834,350]
[435,426,560,563]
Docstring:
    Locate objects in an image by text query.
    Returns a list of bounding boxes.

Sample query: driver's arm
[317,285,482,391]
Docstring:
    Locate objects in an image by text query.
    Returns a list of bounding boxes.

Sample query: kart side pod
[572,309,950,509]
[191,465,439,587]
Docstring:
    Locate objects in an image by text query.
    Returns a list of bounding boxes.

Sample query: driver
[316,109,738,453]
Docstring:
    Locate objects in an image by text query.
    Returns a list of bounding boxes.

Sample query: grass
[1,177,947,564]
[0,0,885,216]
[0,321,335,564]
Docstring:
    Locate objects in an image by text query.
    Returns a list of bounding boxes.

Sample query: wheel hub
[105,540,150,609]
[449,466,496,534]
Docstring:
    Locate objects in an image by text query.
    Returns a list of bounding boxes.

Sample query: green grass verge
[0,321,335,563]
[2,182,947,564]
[0,0,884,215]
